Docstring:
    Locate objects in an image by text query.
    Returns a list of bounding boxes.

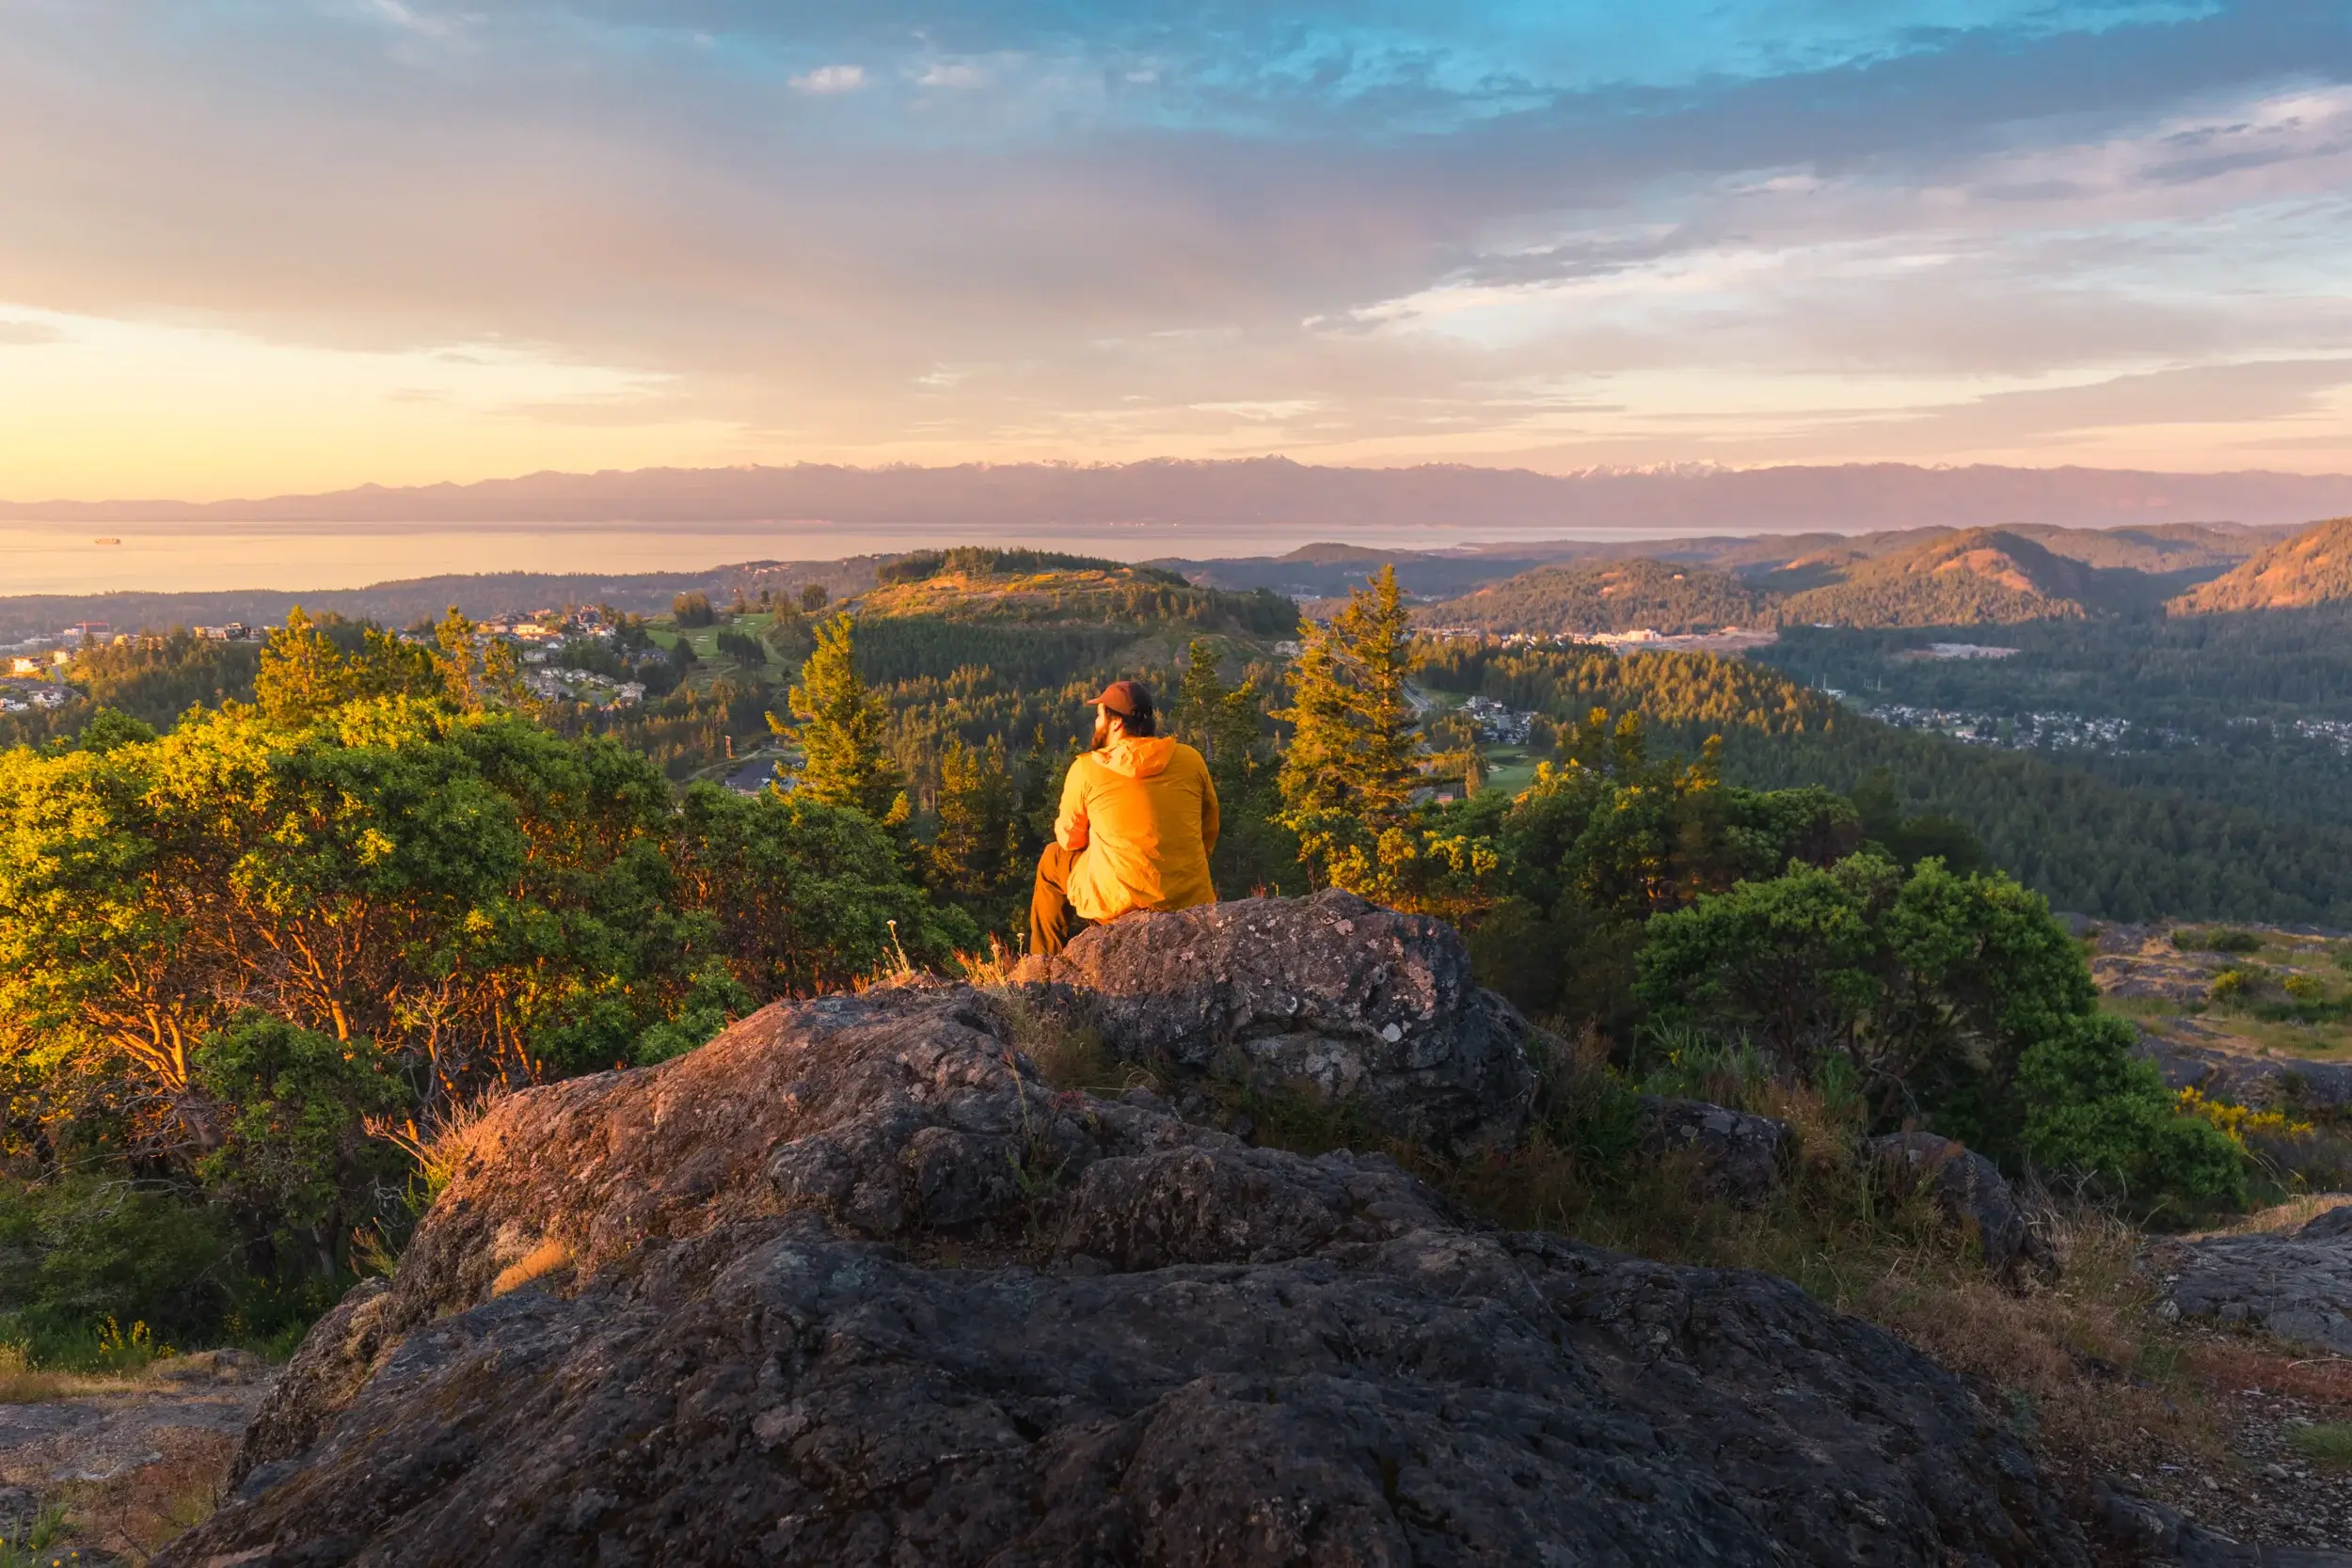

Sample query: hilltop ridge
[1779,527,2109,626]
[2170,515,2352,613]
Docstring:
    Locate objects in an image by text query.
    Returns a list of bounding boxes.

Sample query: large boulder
[1013,889,1537,1154]
[1633,1095,1792,1208]
[1867,1132,2059,1288]
[164,982,2094,1568]
[2159,1204,2352,1355]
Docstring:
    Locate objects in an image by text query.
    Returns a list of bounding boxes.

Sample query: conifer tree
[255,608,355,724]
[1177,639,1267,777]
[257,607,439,722]
[772,614,908,826]
[930,736,1021,912]
[433,607,482,712]
[1272,565,1476,904]
[1178,638,1294,895]
[1277,564,1422,825]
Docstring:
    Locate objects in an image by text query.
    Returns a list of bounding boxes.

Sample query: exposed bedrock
[1012,888,1539,1155]
[2159,1205,2352,1357]
[164,956,2091,1566]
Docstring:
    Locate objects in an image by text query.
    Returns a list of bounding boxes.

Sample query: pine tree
[1277,564,1422,825]
[255,608,355,724]
[930,736,1021,911]
[773,614,908,825]
[433,607,482,712]
[1178,638,1294,895]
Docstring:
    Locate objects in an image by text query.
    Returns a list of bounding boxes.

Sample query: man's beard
[1091,714,1113,750]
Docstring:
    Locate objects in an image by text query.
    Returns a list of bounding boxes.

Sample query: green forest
[0,549,2328,1370]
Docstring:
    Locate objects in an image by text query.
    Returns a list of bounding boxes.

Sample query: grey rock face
[2162,1205,2352,1356]
[1867,1132,2059,1288]
[1633,1095,1792,1208]
[2092,1477,2352,1567]
[2136,1038,2352,1113]
[1014,889,1537,1154]
[164,981,2092,1568]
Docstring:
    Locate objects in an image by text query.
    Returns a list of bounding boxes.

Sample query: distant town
[0,606,657,718]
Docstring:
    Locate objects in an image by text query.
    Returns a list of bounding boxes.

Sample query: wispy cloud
[789,64,866,96]
[0,1,2349,497]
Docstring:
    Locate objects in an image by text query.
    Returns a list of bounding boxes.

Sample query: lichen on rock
[1011,888,1540,1154]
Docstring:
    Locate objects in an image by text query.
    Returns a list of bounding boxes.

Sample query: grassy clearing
[2102,992,2193,1022]
[2286,1421,2352,1467]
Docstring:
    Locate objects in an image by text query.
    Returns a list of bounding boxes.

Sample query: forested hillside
[1777,528,2111,625]
[2171,515,2352,612]
[1423,560,1772,634]
[1394,523,2257,639]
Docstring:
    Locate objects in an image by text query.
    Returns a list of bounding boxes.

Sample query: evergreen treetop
[775,614,909,827]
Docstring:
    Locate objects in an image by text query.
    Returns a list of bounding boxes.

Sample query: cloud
[0,321,62,346]
[916,62,986,89]
[1,0,2351,495]
[788,64,866,95]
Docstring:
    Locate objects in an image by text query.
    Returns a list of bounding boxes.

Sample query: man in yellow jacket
[1030,680,1219,956]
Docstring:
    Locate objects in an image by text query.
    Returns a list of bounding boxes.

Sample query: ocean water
[0,515,1723,597]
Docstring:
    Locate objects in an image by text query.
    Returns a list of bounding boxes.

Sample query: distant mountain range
[9,458,2352,533]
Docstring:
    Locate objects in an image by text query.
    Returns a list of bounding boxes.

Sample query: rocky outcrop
[2159,1205,2352,1356]
[1633,1095,1791,1207]
[163,976,2095,1568]
[1867,1132,2059,1288]
[2094,1477,2352,1567]
[1013,889,1537,1154]
[2137,1039,2352,1115]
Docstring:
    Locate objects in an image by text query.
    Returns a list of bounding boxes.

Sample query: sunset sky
[3,1,2350,500]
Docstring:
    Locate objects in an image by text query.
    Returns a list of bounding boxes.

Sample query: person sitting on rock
[1030,680,1218,957]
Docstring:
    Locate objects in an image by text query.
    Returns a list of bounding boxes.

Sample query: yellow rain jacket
[1055,736,1220,923]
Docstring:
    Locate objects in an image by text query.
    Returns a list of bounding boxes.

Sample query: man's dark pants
[1030,842,1082,957]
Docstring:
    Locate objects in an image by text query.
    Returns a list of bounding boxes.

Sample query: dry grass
[492,1238,573,1296]
[954,936,1024,989]
[2186,1338,2352,1405]
[1404,1069,2239,1487]
[59,1429,233,1565]
[994,994,1144,1096]
[0,1345,116,1406]
[0,1346,74,1405]
[2221,1192,2352,1237]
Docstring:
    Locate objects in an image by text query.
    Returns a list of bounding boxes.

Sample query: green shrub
[2172,927,2262,954]
[1468,896,1564,1016]
[2207,967,2256,1005]
[1636,1023,1772,1110]
[2017,1014,2245,1210]
[633,960,755,1065]
[194,1015,408,1271]
[0,1179,235,1348]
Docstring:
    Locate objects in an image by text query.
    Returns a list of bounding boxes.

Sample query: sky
[2,0,2351,500]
